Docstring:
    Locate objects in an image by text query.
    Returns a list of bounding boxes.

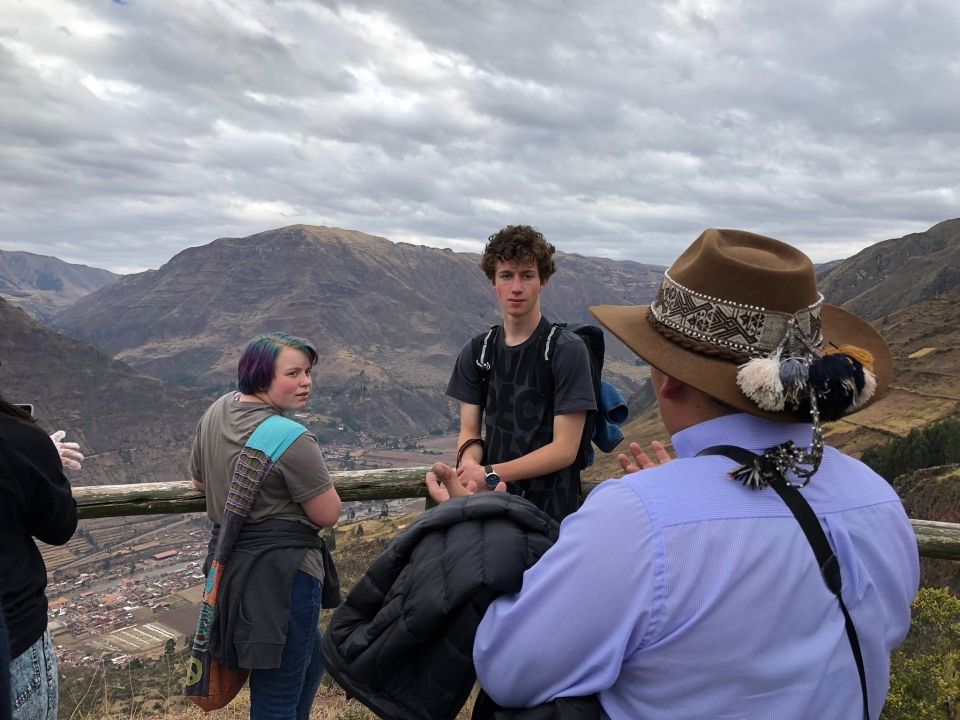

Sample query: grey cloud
[0,0,957,271]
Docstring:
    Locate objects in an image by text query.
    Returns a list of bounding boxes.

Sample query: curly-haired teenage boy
[444,225,596,521]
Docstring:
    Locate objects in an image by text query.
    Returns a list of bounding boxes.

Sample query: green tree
[863,419,960,481]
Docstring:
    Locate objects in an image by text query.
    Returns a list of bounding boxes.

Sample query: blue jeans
[249,571,324,720]
[9,630,57,720]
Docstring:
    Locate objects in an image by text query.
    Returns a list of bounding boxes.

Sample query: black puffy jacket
[322,493,560,720]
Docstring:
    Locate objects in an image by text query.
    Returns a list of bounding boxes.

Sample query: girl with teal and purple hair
[237,334,319,398]
[188,333,341,719]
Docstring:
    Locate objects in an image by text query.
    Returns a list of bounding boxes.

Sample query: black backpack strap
[697,445,869,720]
[476,325,499,373]
[473,325,500,415]
[543,322,566,362]
[542,322,604,470]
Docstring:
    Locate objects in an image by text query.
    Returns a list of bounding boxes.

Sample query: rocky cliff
[818,219,960,320]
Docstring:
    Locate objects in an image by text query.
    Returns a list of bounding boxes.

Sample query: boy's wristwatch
[484,464,501,489]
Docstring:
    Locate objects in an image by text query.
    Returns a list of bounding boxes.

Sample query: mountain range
[0,249,118,322]
[53,225,663,437]
[3,219,958,488]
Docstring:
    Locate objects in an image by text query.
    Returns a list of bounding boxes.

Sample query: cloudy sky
[1,0,958,273]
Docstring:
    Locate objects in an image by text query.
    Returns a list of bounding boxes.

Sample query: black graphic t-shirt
[446,317,595,520]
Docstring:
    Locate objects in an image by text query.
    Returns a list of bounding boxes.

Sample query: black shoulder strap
[475,325,499,373]
[543,322,566,363]
[474,325,500,416]
[697,445,869,720]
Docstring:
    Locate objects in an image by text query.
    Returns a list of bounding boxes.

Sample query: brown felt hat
[590,228,892,421]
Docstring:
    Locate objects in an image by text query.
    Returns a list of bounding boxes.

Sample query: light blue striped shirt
[474,413,919,719]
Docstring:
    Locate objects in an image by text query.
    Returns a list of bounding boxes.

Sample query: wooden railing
[73,468,960,561]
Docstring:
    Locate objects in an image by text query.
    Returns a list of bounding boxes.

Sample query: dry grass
[78,681,475,720]
[86,685,377,720]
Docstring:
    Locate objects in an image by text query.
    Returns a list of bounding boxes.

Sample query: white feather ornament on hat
[736,349,786,412]
[849,368,878,411]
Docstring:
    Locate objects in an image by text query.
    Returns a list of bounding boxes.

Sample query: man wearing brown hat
[436,229,919,718]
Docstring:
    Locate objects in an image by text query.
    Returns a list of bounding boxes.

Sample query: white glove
[50,430,84,471]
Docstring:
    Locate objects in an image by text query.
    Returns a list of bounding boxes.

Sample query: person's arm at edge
[24,430,78,546]
[473,478,656,706]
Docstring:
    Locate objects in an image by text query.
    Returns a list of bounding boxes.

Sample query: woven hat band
[649,270,825,358]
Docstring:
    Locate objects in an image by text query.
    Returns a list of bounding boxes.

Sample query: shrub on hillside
[862,418,960,482]
[884,587,960,719]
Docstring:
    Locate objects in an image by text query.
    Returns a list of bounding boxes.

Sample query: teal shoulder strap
[245,415,308,461]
